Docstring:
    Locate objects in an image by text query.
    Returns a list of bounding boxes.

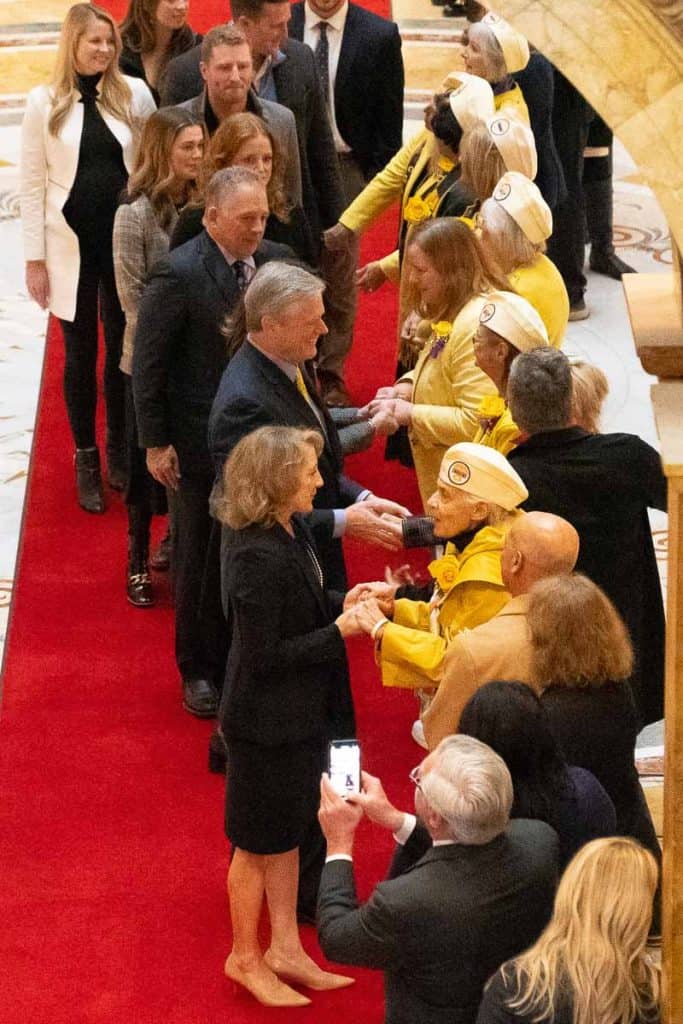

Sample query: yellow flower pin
[428,553,461,592]
[477,395,507,419]
[404,191,439,224]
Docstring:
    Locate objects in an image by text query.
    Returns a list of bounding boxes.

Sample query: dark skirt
[225,737,327,855]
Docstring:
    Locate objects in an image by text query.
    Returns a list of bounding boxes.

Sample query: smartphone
[328,739,361,798]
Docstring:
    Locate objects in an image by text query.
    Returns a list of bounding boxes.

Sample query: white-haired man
[317,734,558,1024]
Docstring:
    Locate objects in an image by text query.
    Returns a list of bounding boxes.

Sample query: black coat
[119,31,202,106]
[132,230,292,477]
[220,516,354,745]
[208,340,363,589]
[509,428,667,726]
[289,1,404,179]
[541,681,660,859]
[513,52,566,210]
[160,37,345,244]
[317,819,559,1024]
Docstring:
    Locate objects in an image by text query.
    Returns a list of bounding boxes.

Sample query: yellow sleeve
[410,314,496,447]
[422,638,478,748]
[393,597,431,631]
[378,249,401,283]
[339,130,427,236]
[441,582,509,636]
[380,621,448,690]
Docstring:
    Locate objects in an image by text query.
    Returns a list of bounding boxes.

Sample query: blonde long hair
[503,837,660,1024]
[49,3,133,137]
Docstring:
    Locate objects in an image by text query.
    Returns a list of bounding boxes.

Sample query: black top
[119,31,201,106]
[220,515,354,746]
[509,428,667,726]
[477,962,660,1024]
[170,202,317,267]
[513,52,566,210]
[541,681,660,857]
[61,73,127,250]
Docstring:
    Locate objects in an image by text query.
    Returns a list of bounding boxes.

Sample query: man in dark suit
[317,734,559,1024]
[289,0,404,198]
[133,168,292,718]
[507,347,667,728]
[161,1,357,407]
[208,260,408,595]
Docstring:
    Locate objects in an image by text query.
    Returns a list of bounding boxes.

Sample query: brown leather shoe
[319,372,352,408]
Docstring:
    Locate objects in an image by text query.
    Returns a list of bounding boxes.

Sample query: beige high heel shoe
[224,954,311,1007]
[263,949,355,991]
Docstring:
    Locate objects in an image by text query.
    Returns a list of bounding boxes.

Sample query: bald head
[501,511,579,596]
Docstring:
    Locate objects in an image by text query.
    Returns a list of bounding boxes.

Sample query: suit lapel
[289,2,305,40]
[200,232,240,304]
[335,6,360,101]
[277,521,330,616]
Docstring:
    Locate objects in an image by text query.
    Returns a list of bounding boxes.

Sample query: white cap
[438,442,528,510]
[447,71,496,132]
[479,290,549,351]
[482,11,530,73]
[492,170,552,244]
[486,114,537,180]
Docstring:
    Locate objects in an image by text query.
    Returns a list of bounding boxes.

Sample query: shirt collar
[304,1,349,32]
[247,336,298,381]
[253,47,287,87]
[214,245,256,271]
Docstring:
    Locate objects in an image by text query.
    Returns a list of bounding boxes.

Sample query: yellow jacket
[509,255,569,348]
[494,84,530,124]
[472,401,521,455]
[402,297,497,506]
[380,513,521,690]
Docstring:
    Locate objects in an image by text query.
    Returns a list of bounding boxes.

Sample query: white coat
[20,76,156,322]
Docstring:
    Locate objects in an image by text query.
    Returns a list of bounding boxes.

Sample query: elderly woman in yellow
[323,73,494,294]
[463,12,530,121]
[362,217,508,506]
[479,171,569,347]
[472,290,549,455]
[346,443,528,740]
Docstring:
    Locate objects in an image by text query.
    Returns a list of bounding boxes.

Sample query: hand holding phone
[328,739,361,798]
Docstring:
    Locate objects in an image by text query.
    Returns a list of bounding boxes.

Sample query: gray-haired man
[317,735,558,1024]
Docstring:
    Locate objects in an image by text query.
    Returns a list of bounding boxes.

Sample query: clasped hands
[318,770,405,856]
[359,383,414,435]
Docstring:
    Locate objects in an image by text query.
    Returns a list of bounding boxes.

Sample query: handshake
[334,578,400,639]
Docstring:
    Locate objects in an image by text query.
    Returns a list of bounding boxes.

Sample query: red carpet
[0,224,432,1023]
[0,4,425,1020]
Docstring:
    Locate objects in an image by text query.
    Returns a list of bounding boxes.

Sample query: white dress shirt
[303,1,351,154]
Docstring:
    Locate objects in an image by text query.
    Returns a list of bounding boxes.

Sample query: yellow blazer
[509,255,569,348]
[494,84,530,124]
[402,296,497,507]
[380,514,521,691]
[339,128,441,283]
[472,402,521,455]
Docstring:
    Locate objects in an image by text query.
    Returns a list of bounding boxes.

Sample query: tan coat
[422,593,534,749]
[402,296,497,507]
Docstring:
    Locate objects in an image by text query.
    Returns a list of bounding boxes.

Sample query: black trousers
[546,72,595,305]
[174,470,224,684]
[58,247,125,451]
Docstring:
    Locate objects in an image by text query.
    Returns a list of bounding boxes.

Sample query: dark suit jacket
[509,427,667,726]
[132,231,292,477]
[318,819,559,1024]
[160,37,344,243]
[220,515,354,745]
[513,52,566,210]
[208,340,363,588]
[289,2,404,179]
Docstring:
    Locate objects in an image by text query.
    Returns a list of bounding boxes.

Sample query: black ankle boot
[106,443,127,492]
[127,537,154,608]
[75,448,105,514]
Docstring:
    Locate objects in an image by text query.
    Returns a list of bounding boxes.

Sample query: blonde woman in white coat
[20,3,155,513]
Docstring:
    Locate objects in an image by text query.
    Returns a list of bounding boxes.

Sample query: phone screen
[328,739,361,798]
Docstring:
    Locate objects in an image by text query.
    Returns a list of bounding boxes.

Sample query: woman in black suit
[217,426,359,1008]
[530,573,662,931]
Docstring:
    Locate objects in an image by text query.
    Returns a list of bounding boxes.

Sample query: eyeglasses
[409,765,422,789]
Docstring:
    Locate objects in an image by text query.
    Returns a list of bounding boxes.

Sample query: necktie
[295,368,328,436]
[314,22,330,104]
[232,260,249,293]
